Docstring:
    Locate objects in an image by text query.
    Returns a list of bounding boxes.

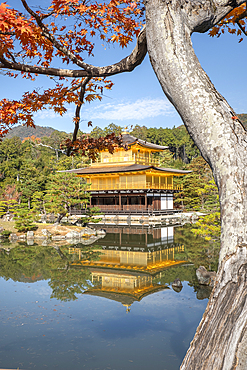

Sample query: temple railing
[93,154,160,166]
[87,183,183,191]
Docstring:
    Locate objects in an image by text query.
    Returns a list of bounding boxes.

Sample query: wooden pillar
[119,193,121,210]
[145,193,147,211]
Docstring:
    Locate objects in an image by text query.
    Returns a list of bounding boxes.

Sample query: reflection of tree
[153,265,196,287]
[48,267,92,302]
[152,226,220,300]
[0,244,102,301]
[174,225,220,271]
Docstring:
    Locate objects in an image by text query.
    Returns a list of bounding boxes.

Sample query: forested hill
[239,114,247,129]
[5,125,56,141]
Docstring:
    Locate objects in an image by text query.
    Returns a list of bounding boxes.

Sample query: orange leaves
[0,76,113,139]
[0,2,8,14]
[0,0,143,139]
[22,135,41,144]
[209,3,247,42]
[0,0,143,74]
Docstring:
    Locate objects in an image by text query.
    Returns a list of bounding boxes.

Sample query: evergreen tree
[44,173,90,223]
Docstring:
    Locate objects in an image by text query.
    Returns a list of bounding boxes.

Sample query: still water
[0,225,219,370]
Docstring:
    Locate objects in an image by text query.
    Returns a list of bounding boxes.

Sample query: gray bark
[181,246,247,369]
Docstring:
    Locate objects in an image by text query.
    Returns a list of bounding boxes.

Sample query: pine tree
[44,173,90,223]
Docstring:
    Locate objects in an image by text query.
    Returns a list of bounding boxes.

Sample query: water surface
[0,225,218,370]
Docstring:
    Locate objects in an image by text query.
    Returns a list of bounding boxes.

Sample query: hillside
[238,114,247,129]
[5,125,56,141]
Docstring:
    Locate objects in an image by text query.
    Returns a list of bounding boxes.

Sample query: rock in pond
[196,266,216,287]
[172,278,183,292]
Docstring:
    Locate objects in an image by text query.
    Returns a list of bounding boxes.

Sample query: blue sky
[1,2,247,133]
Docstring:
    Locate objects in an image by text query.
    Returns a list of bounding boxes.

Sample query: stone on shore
[65,231,80,239]
[27,231,34,239]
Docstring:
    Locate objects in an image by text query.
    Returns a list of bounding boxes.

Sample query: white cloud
[33,98,175,128]
[85,98,175,121]
[34,109,74,120]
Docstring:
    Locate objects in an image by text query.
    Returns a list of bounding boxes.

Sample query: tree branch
[21,0,100,72]
[237,20,247,35]
[34,142,66,154]
[67,76,91,156]
[0,26,147,78]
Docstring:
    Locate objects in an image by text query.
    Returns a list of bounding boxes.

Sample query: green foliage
[90,123,123,138]
[130,124,200,163]
[174,156,220,211]
[82,206,102,225]
[0,230,12,238]
[191,213,221,242]
[0,244,102,301]
[44,173,90,221]
[0,123,221,217]
[14,206,37,232]
[31,191,45,219]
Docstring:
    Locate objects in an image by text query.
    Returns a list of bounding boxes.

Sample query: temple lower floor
[83,189,180,214]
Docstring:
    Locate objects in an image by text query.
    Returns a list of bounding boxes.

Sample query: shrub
[14,207,37,232]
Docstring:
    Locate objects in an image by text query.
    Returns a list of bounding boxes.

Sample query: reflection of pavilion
[69,226,186,311]
[84,269,170,312]
[94,225,178,252]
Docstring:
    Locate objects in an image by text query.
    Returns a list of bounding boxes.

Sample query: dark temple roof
[122,133,168,150]
[60,164,191,175]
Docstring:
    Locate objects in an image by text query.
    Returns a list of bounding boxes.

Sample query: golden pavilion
[66,131,190,214]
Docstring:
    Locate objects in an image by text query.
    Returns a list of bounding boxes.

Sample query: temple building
[66,130,190,214]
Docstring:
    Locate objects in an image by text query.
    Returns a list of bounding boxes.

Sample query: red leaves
[61,132,123,160]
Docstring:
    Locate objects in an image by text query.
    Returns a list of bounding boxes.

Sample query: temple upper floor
[91,132,168,167]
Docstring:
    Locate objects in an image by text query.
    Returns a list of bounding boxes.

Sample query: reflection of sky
[0,277,207,370]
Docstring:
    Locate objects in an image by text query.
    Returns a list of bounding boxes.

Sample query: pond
[0,224,219,370]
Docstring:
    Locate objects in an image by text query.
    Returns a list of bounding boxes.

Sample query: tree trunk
[181,246,247,369]
[145,0,247,367]
[54,213,65,224]
[145,0,247,264]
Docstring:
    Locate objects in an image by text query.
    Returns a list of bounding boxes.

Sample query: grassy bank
[0,220,84,235]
